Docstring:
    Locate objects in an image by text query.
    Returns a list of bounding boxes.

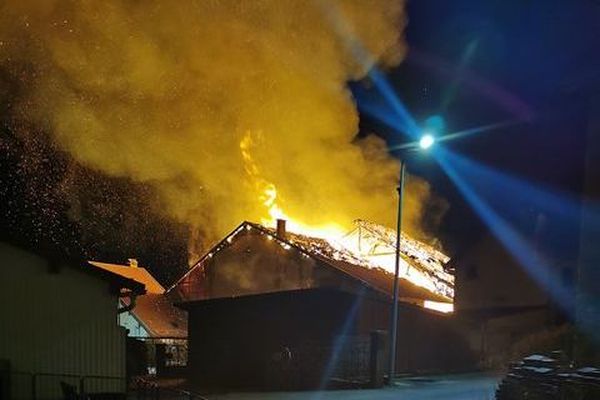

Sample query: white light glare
[419,134,435,150]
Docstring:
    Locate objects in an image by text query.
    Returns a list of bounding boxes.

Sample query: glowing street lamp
[388,129,436,385]
[419,133,435,149]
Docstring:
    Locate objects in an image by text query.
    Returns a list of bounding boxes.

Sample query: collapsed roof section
[340,220,454,298]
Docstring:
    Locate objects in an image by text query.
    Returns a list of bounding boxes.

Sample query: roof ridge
[166,221,251,292]
[89,261,165,294]
[166,220,449,303]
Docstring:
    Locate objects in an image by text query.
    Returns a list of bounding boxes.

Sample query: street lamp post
[388,132,435,385]
[388,159,405,384]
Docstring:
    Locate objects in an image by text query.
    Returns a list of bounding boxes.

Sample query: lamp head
[419,133,435,150]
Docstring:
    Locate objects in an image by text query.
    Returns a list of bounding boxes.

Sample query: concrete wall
[0,242,126,399]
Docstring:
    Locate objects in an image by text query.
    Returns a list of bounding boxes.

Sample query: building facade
[0,241,144,399]
[450,234,563,368]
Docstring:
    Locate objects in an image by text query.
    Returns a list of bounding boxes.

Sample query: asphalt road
[207,374,499,400]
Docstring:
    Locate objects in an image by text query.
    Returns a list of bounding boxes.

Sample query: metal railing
[9,371,208,400]
[291,335,372,386]
[10,371,125,399]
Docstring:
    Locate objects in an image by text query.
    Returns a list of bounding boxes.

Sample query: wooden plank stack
[496,352,600,400]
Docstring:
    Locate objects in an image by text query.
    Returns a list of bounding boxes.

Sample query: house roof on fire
[168,221,450,304]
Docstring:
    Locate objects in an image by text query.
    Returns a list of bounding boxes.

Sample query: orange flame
[240,131,453,310]
[241,131,347,241]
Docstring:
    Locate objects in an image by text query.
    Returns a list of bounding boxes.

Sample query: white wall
[118,308,149,338]
[0,242,127,399]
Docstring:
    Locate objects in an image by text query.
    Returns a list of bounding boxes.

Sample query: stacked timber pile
[496,352,600,399]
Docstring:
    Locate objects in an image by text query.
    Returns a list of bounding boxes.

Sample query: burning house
[172,220,475,389]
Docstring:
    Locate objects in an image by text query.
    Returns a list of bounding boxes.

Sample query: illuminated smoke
[0,0,445,252]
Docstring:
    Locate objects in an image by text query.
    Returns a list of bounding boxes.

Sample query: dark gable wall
[172,229,365,301]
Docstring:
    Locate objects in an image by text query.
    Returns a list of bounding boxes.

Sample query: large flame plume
[0,0,446,256]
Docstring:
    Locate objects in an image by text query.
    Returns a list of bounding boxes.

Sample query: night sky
[356,0,600,253]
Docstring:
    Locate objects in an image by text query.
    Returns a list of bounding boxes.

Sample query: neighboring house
[0,240,145,399]
[172,221,474,390]
[452,234,550,312]
[89,260,186,338]
[574,72,600,363]
[449,234,564,367]
[89,260,188,378]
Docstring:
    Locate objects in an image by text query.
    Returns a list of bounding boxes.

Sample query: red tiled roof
[131,294,187,338]
[90,261,185,337]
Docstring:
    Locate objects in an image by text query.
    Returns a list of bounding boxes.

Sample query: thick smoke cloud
[0,0,444,251]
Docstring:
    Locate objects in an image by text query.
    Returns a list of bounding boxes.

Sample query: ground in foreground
[204,374,499,400]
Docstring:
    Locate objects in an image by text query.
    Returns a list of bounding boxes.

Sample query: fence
[260,333,383,389]
[9,371,125,399]
[186,331,387,390]
[286,334,372,387]
[330,334,372,384]
[7,371,209,400]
